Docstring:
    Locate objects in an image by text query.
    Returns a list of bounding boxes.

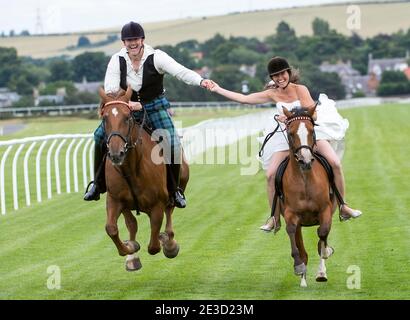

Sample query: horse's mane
[289,106,310,117]
[98,89,128,117]
[286,107,316,126]
[106,89,127,100]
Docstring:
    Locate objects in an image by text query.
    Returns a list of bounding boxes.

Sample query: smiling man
[84,21,213,208]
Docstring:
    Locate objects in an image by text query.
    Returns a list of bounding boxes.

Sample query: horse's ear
[99,87,108,103]
[125,85,133,101]
[283,108,292,118]
[307,103,317,118]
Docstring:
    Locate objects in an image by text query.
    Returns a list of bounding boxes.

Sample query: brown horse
[98,87,189,271]
[280,106,337,287]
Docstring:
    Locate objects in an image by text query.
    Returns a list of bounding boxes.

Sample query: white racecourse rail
[0,110,274,215]
[0,134,94,215]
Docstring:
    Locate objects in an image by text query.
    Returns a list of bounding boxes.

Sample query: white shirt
[104,44,203,94]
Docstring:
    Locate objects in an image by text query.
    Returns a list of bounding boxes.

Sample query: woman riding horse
[280,106,337,286]
[208,56,362,231]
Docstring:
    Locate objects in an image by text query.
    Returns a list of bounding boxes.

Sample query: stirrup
[174,188,186,208]
[339,204,362,222]
[259,216,280,234]
[83,181,100,201]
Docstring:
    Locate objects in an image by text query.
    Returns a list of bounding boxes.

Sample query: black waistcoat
[119,53,164,104]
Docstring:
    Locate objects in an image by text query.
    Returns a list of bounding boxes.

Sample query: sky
[0,0,390,35]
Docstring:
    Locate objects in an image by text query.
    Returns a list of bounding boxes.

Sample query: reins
[258,114,287,157]
[102,100,140,154]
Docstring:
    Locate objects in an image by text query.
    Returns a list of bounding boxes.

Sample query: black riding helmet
[267,56,291,77]
[267,56,292,89]
[121,21,145,40]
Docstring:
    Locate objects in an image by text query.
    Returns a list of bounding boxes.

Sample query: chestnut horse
[280,106,337,287]
[99,87,189,271]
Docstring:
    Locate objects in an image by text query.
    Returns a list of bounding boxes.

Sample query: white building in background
[368,52,409,80]
[0,88,21,107]
[320,60,374,98]
[74,77,102,93]
[33,87,65,106]
[239,64,257,78]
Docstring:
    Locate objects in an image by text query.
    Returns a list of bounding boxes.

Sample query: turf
[0,103,409,299]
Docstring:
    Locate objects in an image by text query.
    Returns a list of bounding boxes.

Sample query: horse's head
[283,106,317,171]
[99,86,134,166]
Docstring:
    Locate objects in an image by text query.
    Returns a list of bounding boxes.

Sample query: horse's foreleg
[295,224,308,287]
[123,209,138,242]
[295,225,308,266]
[159,206,180,258]
[106,196,136,257]
[147,204,164,255]
[316,206,334,282]
[284,211,305,276]
[122,209,142,271]
[317,206,333,258]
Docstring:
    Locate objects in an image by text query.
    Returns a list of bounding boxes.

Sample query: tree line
[1,18,409,107]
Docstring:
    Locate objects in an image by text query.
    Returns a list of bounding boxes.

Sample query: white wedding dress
[258,93,349,170]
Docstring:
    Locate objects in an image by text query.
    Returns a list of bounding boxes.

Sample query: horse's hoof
[123,240,140,254]
[148,246,161,255]
[294,263,306,275]
[316,272,328,282]
[163,243,180,259]
[125,256,142,272]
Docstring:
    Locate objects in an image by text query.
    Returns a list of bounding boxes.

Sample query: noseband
[101,100,136,154]
[285,115,316,161]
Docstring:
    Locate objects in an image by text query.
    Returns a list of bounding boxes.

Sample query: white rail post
[54,139,66,194]
[1,146,13,215]
[36,140,48,203]
[65,139,76,193]
[46,139,58,199]
[24,142,37,206]
[12,144,25,211]
[82,138,93,189]
[73,138,85,193]
[88,140,94,180]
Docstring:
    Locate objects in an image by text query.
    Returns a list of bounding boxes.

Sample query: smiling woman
[208,56,362,232]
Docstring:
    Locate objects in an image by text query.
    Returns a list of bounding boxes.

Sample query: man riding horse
[84,21,213,207]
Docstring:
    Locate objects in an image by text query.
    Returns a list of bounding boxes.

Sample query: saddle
[271,151,344,219]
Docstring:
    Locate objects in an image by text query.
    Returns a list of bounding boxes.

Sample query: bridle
[101,100,145,154]
[285,114,316,162]
[101,99,146,215]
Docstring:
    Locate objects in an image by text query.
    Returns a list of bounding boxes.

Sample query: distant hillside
[1,2,409,59]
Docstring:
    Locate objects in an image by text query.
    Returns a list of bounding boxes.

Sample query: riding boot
[84,143,106,201]
[166,163,186,208]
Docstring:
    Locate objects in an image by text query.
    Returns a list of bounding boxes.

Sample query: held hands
[200,79,219,92]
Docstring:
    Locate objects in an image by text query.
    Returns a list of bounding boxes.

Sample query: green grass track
[0,103,409,299]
